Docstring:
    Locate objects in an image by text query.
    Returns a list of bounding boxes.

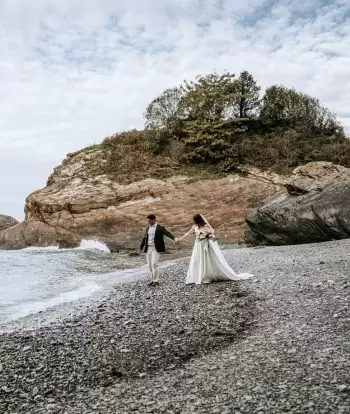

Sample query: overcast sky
[0,0,349,220]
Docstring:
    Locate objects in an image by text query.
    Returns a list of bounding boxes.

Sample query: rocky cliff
[0,145,286,250]
[246,162,350,245]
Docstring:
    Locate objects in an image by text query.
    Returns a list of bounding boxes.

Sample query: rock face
[245,162,350,245]
[0,147,285,250]
[0,215,18,232]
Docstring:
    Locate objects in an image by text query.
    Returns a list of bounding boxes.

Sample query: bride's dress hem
[185,238,254,285]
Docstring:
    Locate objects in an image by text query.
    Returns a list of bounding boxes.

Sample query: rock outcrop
[0,215,18,232]
[0,147,285,250]
[245,162,350,245]
[3,144,348,251]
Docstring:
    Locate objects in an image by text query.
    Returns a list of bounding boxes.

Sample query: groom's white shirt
[147,223,157,246]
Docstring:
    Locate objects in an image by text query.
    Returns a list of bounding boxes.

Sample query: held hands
[174,237,181,243]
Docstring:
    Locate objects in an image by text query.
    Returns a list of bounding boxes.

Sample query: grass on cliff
[96,128,350,184]
[101,130,224,183]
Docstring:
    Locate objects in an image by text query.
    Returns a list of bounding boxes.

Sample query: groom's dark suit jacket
[140,224,175,253]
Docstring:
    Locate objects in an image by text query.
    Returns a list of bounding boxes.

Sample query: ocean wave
[77,239,110,253]
[5,281,103,322]
[20,239,111,254]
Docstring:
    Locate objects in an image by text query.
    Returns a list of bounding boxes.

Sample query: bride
[178,214,254,285]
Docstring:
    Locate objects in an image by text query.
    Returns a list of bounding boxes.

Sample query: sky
[0,0,349,220]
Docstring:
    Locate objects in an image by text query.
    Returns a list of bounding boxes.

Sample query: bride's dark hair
[193,213,206,227]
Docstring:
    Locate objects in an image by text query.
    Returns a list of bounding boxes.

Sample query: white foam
[77,239,110,253]
[20,239,111,253]
[6,282,102,322]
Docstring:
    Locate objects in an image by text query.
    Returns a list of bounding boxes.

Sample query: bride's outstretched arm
[179,226,194,241]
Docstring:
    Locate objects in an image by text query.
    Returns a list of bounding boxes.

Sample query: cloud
[0,0,349,219]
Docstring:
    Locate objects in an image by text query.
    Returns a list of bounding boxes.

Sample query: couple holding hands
[140,214,253,286]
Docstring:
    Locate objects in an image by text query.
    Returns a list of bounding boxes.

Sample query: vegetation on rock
[100,70,349,180]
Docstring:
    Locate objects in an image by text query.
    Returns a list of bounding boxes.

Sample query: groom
[139,214,177,286]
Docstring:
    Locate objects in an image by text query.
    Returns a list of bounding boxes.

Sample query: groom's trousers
[146,246,160,282]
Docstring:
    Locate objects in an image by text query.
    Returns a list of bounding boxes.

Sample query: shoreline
[0,243,241,334]
[0,255,189,334]
[1,240,349,413]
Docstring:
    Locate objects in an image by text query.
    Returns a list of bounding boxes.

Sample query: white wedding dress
[184,224,254,285]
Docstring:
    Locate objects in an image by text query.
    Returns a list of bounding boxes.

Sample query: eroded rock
[245,162,350,245]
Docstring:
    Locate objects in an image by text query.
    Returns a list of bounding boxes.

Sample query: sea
[0,240,146,326]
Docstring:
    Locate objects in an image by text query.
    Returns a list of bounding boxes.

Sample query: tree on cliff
[260,85,344,136]
[144,87,186,153]
[233,71,261,118]
[180,72,239,163]
[181,72,238,121]
[144,87,185,131]
[139,70,349,172]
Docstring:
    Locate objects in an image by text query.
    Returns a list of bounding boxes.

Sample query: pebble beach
[1,240,349,413]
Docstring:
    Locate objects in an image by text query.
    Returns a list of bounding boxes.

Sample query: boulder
[0,215,18,232]
[0,220,78,250]
[245,162,350,245]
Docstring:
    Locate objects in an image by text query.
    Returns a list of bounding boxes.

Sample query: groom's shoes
[147,281,160,287]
